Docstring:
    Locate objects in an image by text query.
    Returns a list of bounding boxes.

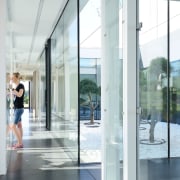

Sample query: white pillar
[55,68,59,115]
[64,61,70,120]
[123,0,137,179]
[0,0,7,175]
[32,71,39,117]
[35,71,39,117]
[101,0,121,180]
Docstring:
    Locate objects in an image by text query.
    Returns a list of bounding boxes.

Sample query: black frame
[46,0,80,164]
[45,38,51,130]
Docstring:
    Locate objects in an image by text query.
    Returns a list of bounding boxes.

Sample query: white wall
[0,0,7,175]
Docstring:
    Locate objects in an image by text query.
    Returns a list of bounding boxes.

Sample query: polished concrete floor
[2,110,180,180]
[1,110,101,180]
[3,141,101,180]
[140,157,180,180]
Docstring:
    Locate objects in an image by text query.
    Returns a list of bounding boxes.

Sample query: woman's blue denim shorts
[14,108,24,124]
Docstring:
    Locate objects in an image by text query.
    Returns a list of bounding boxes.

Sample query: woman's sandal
[12,143,18,147]
[13,144,23,149]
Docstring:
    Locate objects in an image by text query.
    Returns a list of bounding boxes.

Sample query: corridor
[1,110,101,180]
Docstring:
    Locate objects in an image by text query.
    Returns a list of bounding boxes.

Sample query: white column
[32,71,39,117]
[55,68,59,115]
[35,70,40,118]
[0,0,7,175]
[64,60,70,120]
[59,68,65,115]
[101,0,121,180]
[123,0,137,179]
[35,71,39,117]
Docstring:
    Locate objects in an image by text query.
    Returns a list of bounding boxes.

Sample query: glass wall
[101,0,123,180]
[170,0,180,157]
[51,18,64,127]
[79,0,102,163]
[79,2,123,173]
[50,0,79,164]
[80,58,101,121]
[37,0,123,175]
[38,50,46,124]
[139,0,168,179]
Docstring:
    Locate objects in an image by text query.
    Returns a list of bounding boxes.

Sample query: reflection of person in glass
[11,72,25,149]
[6,73,11,135]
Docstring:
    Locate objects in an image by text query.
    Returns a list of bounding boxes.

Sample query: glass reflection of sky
[80,58,96,67]
[80,0,123,50]
[140,0,180,68]
[80,0,101,48]
[140,0,180,45]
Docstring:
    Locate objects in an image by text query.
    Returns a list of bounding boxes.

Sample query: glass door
[170,0,180,158]
[50,0,79,164]
[79,0,101,164]
[138,0,168,179]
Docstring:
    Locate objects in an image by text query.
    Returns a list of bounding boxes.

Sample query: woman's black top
[13,83,25,109]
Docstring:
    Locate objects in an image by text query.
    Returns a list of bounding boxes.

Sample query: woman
[11,72,25,149]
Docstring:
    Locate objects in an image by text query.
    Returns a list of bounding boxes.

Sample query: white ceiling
[7,0,68,76]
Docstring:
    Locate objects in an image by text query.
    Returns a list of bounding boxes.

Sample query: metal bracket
[136,22,143,31]
[137,107,142,115]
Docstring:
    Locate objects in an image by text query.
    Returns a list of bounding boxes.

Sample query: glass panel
[79,0,102,164]
[63,0,78,160]
[170,0,180,157]
[101,0,123,179]
[139,0,168,179]
[6,72,12,149]
[23,81,30,109]
[51,17,64,125]
[51,0,78,164]
[6,30,14,166]
[39,50,46,124]
[80,58,101,121]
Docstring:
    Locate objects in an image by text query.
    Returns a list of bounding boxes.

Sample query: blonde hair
[13,72,21,79]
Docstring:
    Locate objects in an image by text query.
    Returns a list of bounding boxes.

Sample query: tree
[148,57,168,90]
[80,79,100,124]
[147,57,168,143]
